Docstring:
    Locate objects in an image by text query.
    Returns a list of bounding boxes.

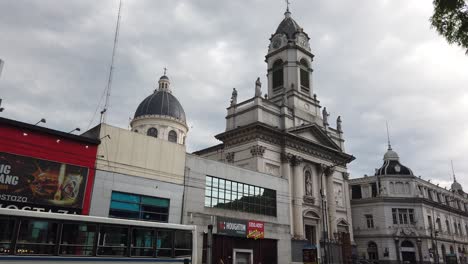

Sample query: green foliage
[430,0,468,54]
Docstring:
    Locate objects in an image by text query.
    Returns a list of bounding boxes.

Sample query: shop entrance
[234,249,253,264]
[401,240,417,264]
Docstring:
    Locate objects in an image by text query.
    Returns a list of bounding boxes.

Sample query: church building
[194,7,355,263]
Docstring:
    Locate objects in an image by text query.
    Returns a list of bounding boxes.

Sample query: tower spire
[386,121,392,150]
[451,160,457,182]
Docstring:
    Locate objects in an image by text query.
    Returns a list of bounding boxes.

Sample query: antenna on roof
[386,121,392,150]
[101,0,122,124]
[451,160,457,182]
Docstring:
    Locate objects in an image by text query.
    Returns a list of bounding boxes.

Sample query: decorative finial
[163,67,167,75]
[284,0,291,17]
[386,121,392,150]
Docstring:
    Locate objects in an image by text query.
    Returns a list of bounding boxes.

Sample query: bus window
[156,230,173,257]
[0,217,15,254]
[131,228,154,257]
[60,223,96,256]
[16,219,58,255]
[97,225,128,256]
[174,231,192,257]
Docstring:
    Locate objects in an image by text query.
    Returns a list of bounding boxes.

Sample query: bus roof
[0,208,195,231]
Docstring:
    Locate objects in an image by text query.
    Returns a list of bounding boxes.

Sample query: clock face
[272,37,282,49]
[297,35,309,49]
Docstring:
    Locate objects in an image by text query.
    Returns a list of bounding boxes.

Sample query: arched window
[299,59,310,93]
[272,59,284,91]
[168,130,177,143]
[436,218,442,231]
[147,127,158,138]
[450,245,454,254]
[367,241,378,260]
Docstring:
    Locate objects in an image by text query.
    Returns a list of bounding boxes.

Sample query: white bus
[0,208,197,263]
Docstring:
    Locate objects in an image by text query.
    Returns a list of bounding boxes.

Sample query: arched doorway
[401,240,416,264]
[367,241,379,261]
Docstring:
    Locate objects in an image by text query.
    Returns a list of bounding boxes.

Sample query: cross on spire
[285,0,290,12]
[163,67,167,75]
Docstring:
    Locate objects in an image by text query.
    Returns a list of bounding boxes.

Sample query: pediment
[288,124,341,151]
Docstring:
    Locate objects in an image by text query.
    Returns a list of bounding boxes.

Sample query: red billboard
[247,220,265,239]
[0,152,88,214]
[0,118,99,214]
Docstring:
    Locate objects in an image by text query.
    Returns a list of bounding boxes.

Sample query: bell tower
[266,8,321,125]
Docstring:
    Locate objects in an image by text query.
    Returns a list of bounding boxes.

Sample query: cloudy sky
[1,0,467,188]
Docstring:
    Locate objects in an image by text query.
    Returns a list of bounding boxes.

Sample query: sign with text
[217,217,247,237]
[247,220,264,239]
[217,217,266,239]
[0,152,88,214]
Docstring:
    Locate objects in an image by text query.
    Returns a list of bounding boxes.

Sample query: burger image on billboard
[0,152,88,212]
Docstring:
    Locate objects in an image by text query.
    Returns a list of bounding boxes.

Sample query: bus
[0,208,197,263]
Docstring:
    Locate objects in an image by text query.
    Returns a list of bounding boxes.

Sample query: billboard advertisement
[217,217,247,237]
[0,152,88,214]
[217,217,265,239]
[247,220,264,239]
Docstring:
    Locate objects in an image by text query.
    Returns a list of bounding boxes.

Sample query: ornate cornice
[215,122,354,166]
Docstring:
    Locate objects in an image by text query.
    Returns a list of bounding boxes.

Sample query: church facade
[194,7,355,263]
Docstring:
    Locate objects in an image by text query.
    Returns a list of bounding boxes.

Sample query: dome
[375,147,413,176]
[451,181,463,192]
[134,91,186,123]
[159,75,169,80]
[274,11,306,40]
[383,149,399,161]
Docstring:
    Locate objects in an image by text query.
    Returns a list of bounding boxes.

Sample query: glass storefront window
[109,191,170,223]
[204,175,277,216]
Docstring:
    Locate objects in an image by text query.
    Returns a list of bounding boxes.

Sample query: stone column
[326,168,337,237]
[416,239,423,264]
[250,145,266,172]
[292,155,304,238]
[281,153,294,236]
[395,238,401,264]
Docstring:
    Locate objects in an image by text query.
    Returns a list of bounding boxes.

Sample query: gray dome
[275,12,306,40]
[451,181,463,192]
[375,147,413,176]
[134,91,186,123]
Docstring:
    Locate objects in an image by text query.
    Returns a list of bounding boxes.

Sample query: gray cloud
[1,0,467,189]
